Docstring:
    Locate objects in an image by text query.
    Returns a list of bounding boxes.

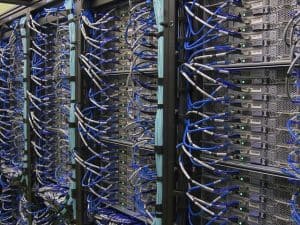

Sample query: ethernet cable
[77,8,147,224]
[0,20,28,225]
[283,8,300,225]
[23,4,73,224]
[76,3,158,222]
[179,1,244,224]
[126,0,157,220]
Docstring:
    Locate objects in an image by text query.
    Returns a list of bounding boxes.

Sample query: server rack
[175,1,300,225]
[0,0,299,225]
[0,0,175,224]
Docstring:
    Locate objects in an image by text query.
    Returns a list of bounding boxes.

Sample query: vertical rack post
[153,0,164,224]
[74,0,84,224]
[20,14,32,224]
[176,2,188,224]
[161,0,177,224]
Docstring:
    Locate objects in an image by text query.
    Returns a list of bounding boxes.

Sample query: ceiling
[0,0,30,4]
[0,3,16,14]
[0,0,32,14]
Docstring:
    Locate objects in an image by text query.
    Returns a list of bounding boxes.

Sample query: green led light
[241,126,245,130]
[241,141,244,145]
[239,207,243,211]
[239,222,242,225]
[240,157,244,160]
[242,28,246,32]
[240,192,243,196]
[240,177,244,181]
[242,59,246,63]
[242,96,245,99]
[241,80,245,84]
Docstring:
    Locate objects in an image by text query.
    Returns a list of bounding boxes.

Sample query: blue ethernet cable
[179,1,244,224]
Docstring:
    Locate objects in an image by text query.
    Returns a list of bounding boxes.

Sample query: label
[251,2,263,9]
[251,103,263,109]
[250,34,263,40]
[250,88,262,93]
[251,49,263,55]
[250,119,262,125]
[250,135,261,141]
[249,202,260,208]
[250,150,261,156]
[251,17,263,24]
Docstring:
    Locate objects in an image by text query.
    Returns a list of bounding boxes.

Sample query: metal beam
[74,1,84,224]
[163,0,177,224]
[0,0,31,5]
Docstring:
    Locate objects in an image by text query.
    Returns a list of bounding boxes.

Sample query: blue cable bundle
[0,20,28,225]
[25,4,73,224]
[178,1,244,224]
[282,10,300,223]
[76,8,145,224]
[125,0,157,220]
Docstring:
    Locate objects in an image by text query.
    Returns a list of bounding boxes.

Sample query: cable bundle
[76,9,146,224]
[0,176,24,225]
[178,1,244,224]
[0,21,28,225]
[0,22,25,181]
[125,0,157,220]
[26,5,73,224]
[282,9,300,224]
